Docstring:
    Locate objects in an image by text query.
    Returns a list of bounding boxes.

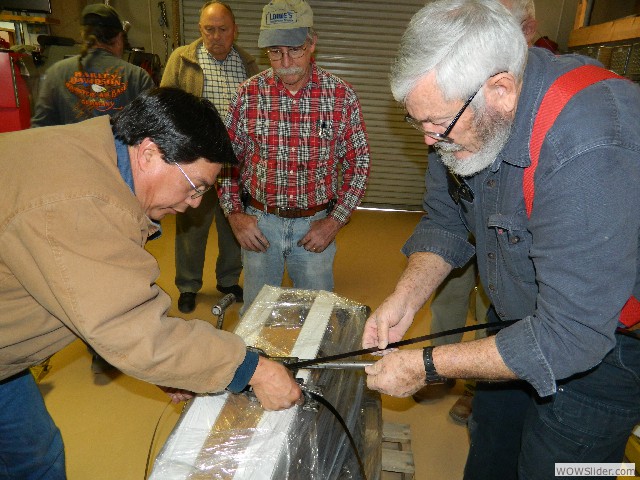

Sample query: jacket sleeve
[3,196,247,393]
[496,144,640,397]
[30,70,61,128]
[219,90,247,215]
[160,50,181,88]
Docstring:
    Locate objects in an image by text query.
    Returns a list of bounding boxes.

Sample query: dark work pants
[464,333,640,480]
[175,187,242,293]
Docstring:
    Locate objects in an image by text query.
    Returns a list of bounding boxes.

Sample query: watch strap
[422,346,445,385]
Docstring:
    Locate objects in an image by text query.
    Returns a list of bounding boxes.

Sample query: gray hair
[390,0,528,104]
[507,0,536,24]
[307,27,317,43]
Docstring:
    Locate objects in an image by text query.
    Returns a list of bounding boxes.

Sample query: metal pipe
[301,361,375,370]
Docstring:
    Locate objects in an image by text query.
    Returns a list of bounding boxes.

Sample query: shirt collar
[199,42,237,64]
[490,48,543,172]
[115,137,134,192]
[114,136,162,239]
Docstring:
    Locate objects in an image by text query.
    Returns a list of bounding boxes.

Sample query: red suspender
[620,297,640,328]
[525,65,622,216]
[525,64,639,327]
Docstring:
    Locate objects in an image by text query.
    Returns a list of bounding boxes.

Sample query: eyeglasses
[266,43,307,61]
[405,88,479,144]
[172,162,212,199]
[405,71,508,144]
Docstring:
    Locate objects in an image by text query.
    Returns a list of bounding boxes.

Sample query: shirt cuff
[331,203,351,224]
[402,226,475,268]
[495,318,557,397]
[225,349,260,393]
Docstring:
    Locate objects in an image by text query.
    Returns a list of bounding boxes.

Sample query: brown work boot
[449,389,474,424]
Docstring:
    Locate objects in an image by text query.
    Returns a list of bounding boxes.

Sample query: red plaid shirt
[219,61,370,224]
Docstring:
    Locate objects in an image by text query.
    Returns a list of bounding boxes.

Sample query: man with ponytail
[31,4,154,127]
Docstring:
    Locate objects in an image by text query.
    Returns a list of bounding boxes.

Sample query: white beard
[436,107,513,178]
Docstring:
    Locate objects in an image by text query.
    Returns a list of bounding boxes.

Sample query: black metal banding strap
[288,319,518,370]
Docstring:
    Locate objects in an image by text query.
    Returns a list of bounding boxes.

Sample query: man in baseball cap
[31,2,150,128]
[220,0,371,312]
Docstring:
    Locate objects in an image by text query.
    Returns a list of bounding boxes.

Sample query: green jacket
[160,39,259,98]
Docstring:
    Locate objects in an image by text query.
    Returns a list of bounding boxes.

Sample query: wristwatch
[422,346,445,385]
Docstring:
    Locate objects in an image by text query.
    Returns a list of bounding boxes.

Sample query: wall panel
[182,0,430,210]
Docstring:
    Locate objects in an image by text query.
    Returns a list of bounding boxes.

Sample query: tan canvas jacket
[160,39,260,100]
[0,116,246,392]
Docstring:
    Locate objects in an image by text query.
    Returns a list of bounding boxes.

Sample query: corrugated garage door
[180,0,430,210]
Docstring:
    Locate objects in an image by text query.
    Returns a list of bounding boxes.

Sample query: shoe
[412,378,456,403]
[449,390,474,424]
[178,292,196,313]
[91,354,116,374]
[216,284,244,303]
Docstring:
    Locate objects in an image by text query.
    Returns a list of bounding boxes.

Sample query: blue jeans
[464,333,640,480]
[241,205,336,311]
[0,371,65,479]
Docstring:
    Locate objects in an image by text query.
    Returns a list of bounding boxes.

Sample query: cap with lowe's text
[81,4,126,32]
[258,0,313,48]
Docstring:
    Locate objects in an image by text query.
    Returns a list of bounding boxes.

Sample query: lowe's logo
[266,11,296,25]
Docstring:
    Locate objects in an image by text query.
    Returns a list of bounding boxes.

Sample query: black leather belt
[248,197,329,218]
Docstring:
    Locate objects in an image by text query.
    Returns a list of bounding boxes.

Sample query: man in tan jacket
[0,87,301,479]
[161,1,260,314]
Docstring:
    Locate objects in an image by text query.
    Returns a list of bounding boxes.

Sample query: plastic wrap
[150,286,382,480]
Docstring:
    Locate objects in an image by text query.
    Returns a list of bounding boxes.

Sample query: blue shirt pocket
[487,212,535,284]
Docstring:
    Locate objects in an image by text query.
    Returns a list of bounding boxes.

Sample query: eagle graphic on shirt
[65,66,129,120]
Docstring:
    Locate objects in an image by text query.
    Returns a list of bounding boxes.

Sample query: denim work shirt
[403,48,640,397]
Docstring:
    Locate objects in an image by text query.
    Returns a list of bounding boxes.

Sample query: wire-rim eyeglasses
[172,162,212,199]
[266,43,308,61]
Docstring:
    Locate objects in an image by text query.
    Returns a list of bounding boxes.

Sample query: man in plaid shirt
[219,0,370,311]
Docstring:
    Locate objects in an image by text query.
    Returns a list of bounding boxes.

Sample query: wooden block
[382,422,412,444]
[382,449,415,475]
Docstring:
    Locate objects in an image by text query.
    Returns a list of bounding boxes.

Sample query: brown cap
[81,4,124,31]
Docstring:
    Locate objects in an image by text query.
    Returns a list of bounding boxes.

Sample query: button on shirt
[402,48,640,397]
[198,44,248,113]
[220,61,370,224]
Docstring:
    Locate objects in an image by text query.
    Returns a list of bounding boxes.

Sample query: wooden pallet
[382,422,415,479]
